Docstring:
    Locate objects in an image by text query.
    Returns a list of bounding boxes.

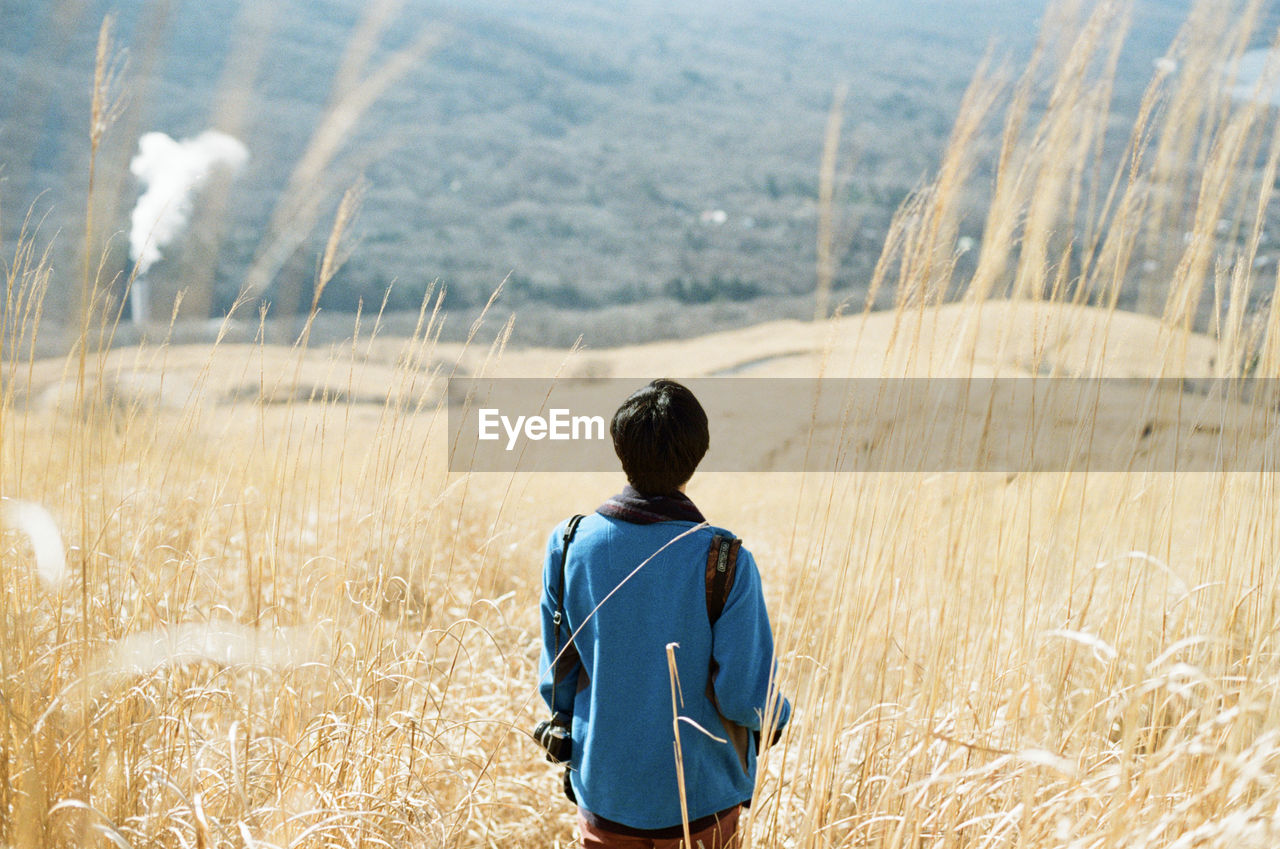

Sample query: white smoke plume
[128,130,249,322]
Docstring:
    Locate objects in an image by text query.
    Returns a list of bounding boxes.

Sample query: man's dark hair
[610,379,709,495]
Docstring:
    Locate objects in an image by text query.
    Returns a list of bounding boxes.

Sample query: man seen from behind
[538,378,791,848]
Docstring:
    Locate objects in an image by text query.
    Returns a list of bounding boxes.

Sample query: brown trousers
[578,805,741,849]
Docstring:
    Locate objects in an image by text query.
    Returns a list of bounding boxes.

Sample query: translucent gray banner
[446,378,1280,473]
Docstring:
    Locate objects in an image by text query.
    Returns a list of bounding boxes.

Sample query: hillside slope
[20,301,1221,413]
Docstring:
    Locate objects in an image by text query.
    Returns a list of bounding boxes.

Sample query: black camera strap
[550,514,586,715]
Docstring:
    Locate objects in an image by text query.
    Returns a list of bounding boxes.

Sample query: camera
[533,715,572,764]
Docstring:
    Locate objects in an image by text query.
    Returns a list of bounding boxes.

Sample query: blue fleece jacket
[539,512,791,831]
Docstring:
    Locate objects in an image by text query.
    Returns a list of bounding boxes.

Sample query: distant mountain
[0,0,1202,346]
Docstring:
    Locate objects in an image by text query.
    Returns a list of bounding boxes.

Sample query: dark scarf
[597,485,706,525]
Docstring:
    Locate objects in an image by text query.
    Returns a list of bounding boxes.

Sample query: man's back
[536,380,789,844]
[539,508,789,831]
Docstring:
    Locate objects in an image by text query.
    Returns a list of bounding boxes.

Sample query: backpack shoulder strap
[705,533,742,626]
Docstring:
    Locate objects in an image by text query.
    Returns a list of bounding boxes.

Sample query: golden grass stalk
[815,83,848,322]
[241,10,440,307]
[666,642,694,849]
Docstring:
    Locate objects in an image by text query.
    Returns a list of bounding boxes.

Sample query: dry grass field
[5,0,1280,847]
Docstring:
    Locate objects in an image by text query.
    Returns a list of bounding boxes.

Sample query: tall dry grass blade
[963,38,1044,307]
[316,180,367,313]
[815,84,848,322]
[1144,0,1263,318]
[1012,2,1130,303]
[242,17,440,304]
[78,13,126,332]
[666,642,694,849]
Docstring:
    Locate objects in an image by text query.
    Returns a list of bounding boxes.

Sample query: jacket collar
[597,485,706,525]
